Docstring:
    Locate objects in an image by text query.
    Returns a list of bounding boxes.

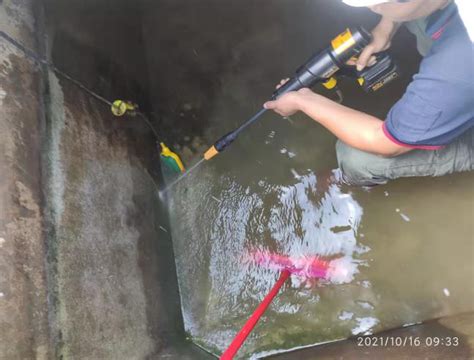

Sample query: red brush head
[249,249,330,279]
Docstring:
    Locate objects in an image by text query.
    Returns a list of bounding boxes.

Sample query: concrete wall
[42,72,157,359]
[1,0,209,358]
[41,1,196,358]
[0,0,50,358]
[43,0,152,113]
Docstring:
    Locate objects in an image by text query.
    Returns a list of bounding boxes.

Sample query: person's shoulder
[419,15,473,89]
[433,12,473,50]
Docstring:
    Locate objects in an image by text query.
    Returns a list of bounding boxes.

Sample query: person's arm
[264,89,410,157]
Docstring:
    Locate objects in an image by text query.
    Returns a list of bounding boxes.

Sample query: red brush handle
[220,270,291,360]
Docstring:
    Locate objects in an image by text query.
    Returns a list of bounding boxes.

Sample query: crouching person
[264,0,473,185]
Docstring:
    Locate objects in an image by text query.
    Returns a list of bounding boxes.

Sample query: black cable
[0,30,164,142]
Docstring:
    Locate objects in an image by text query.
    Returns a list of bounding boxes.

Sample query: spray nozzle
[204,131,238,160]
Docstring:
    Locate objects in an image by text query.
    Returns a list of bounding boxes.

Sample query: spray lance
[163,27,399,192]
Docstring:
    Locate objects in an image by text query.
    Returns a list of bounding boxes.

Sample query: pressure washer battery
[355,51,400,92]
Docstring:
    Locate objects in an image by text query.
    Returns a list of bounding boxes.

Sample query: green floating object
[160,142,185,175]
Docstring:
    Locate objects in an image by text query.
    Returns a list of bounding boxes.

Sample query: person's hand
[351,17,399,71]
[263,79,312,117]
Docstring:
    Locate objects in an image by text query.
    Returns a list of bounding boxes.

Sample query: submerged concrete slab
[269,312,474,359]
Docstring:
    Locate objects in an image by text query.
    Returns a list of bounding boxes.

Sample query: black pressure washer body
[204,27,400,160]
[272,27,399,98]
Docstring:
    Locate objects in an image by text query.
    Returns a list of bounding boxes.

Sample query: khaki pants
[336,128,473,186]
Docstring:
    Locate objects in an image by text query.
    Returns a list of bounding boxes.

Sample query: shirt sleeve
[383,12,474,148]
[383,73,473,148]
[384,91,444,149]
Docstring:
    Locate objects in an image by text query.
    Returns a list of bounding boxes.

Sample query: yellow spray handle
[322,77,338,90]
[160,142,185,173]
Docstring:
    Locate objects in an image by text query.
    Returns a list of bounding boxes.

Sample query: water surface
[166,108,474,358]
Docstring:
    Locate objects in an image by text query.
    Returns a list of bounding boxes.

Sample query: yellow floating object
[111,100,137,116]
[160,142,185,173]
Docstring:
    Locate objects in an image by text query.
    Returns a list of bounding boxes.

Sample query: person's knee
[336,141,365,185]
[335,141,388,186]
